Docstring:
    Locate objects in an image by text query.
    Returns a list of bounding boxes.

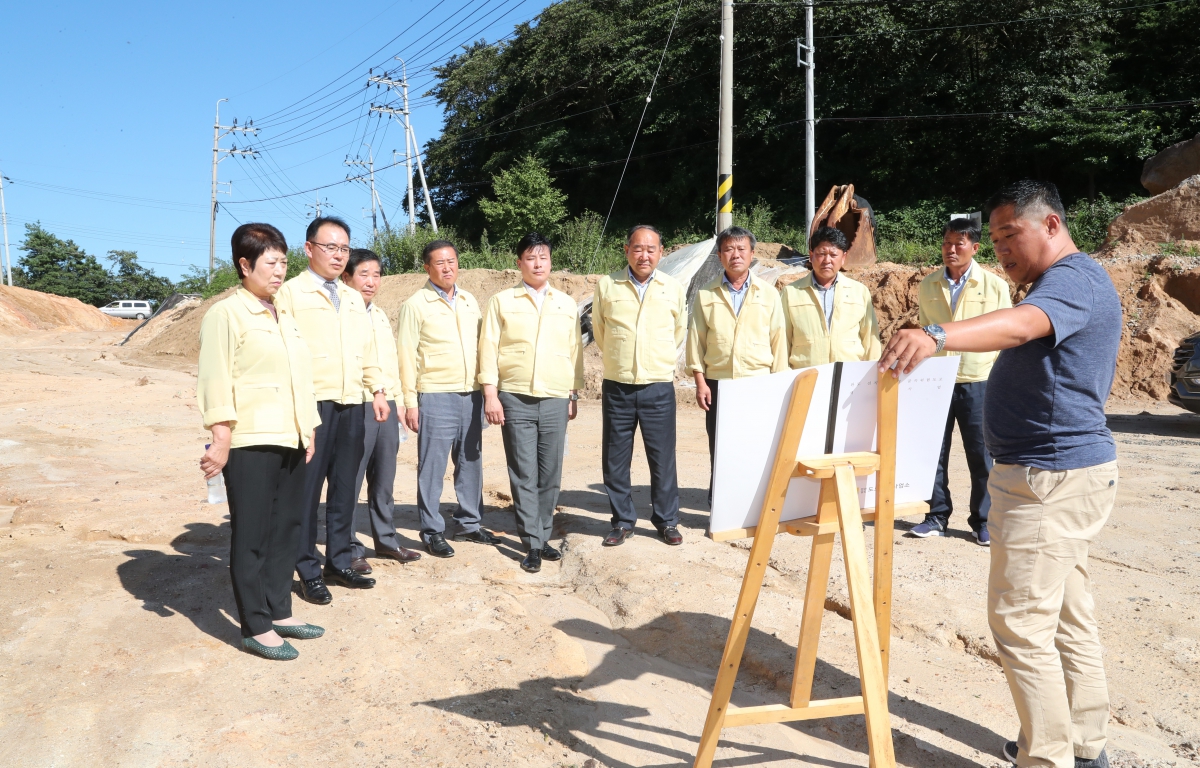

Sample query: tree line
[421,0,1198,250]
[10,223,184,307]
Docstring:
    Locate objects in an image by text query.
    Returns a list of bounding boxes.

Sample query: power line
[594,0,688,265]
[770,98,1198,126]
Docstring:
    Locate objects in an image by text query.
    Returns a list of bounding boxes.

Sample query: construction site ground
[2,319,1198,768]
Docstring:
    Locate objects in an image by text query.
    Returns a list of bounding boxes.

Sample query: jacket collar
[236,287,275,315]
[934,261,978,287]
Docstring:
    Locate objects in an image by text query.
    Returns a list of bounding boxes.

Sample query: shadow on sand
[424,610,1004,768]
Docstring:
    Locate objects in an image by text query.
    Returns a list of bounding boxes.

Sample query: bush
[1067,194,1144,253]
[373,226,461,275]
[554,211,626,274]
[732,201,807,253]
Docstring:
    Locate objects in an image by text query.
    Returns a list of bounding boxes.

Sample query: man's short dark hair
[422,239,459,264]
[944,217,982,244]
[626,224,663,245]
[984,180,1066,222]
[809,226,850,253]
[515,232,553,257]
[305,216,351,243]
[344,248,381,276]
[716,225,757,252]
[231,223,288,278]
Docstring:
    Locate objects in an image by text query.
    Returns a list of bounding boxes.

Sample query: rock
[1108,175,1200,248]
[1142,133,1200,195]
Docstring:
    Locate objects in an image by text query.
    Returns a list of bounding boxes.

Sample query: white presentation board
[709,358,960,535]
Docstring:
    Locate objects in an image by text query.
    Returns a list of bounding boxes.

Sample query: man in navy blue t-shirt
[880,180,1120,768]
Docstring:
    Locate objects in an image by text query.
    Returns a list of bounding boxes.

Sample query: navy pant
[927,380,992,531]
[602,380,680,531]
[296,401,366,581]
[704,377,721,505]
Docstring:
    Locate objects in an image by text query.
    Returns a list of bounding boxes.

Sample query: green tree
[107,250,176,305]
[477,155,569,249]
[423,0,1198,243]
[15,223,113,306]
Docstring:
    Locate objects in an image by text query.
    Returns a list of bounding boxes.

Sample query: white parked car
[100,300,154,319]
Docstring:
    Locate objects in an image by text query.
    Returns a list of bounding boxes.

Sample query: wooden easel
[695,368,915,768]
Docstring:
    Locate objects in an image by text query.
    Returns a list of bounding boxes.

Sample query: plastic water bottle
[204,444,228,504]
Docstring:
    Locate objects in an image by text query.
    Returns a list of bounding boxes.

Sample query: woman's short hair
[516,232,553,257]
[344,248,381,276]
[809,226,850,253]
[232,223,288,278]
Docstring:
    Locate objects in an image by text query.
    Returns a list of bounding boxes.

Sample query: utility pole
[0,167,12,287]
[369,58,438,232]
[305,197,328,219]
[717,0,734,233]
[393,150,416,234]
[797,1,816,239]
[209,99,258,282]
[345,146,381,238]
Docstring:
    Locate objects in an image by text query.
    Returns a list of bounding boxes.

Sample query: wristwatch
[568,392,580,402]
[922,324,947,354]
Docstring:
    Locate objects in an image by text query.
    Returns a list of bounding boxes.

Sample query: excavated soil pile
[1106,175,1200,256]
[121,295,203,348]
[843,257,1200,401]
[0,284,124,335]
[127,260,1200,404]
[132,269,600,366]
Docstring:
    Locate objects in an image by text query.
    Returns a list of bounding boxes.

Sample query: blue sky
[0,0,548,282]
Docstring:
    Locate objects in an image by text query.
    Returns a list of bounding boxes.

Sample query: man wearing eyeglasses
[591,225,687,547]
[275,216,390,605]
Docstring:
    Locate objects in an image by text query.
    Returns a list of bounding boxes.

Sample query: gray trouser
[498,391,569,551]
[351,399,401,557]
[416,391,485,539]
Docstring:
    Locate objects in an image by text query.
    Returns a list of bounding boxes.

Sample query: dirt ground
[2,326,1198,768]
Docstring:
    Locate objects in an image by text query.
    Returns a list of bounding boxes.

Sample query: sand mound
[121,295,204,348]
[132,270,601,365]
[128,260,1200,404]
[1106,175,1200,255]
[0,285,124,335]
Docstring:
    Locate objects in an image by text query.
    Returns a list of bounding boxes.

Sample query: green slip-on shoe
[242,637,299,660]
[272,623,325,640]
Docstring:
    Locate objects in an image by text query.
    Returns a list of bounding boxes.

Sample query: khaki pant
[987,461,1118,768]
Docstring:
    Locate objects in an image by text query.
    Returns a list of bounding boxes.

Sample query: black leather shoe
[453,528,501,545]
[375,546,422,563]
[298,577,332,605]
[425,533,455,558]
[349,556,373,574]
[323,566,376,589]
[658,526,683,546]
[540,543,562,561]
[603,527,633,546]
[521,550,542,573]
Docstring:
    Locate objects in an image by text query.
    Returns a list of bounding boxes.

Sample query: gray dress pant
[416,391,485,539]
[351,399,402,557]
[296,401,365,581]
[498,391,569,551]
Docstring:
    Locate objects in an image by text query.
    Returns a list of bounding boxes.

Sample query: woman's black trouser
[223,443,307,637]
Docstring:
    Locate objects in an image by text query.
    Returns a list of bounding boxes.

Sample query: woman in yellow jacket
[198,223,323,661]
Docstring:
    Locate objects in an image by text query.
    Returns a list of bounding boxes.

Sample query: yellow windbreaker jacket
[396,282,482,408]
[782,273,882,369]
[592,269,687,384]
[686,273,788,380]
[197,288,321,450]
[478,284,584,398]
[917,262,1013,383]
[274,272,385,405]
[363,302,400,402]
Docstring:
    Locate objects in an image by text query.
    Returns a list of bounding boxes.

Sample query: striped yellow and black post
[718,173,732,217]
